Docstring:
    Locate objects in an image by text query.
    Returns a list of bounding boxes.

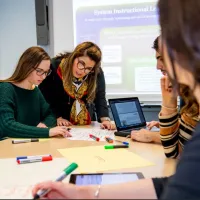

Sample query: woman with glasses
[33,1,200,199]
[39,41,114,129]
[0,46,71,139]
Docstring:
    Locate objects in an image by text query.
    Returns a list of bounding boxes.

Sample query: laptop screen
[109,97,146,131]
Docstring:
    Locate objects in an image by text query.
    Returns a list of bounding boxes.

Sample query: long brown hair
[158,1,200,95]
[158,1,200,117]
[179,85,199,118]
[56,41,102,103]
[0,46,50,83]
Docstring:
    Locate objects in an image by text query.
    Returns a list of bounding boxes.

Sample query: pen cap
[42,156,53,161]
[63,163,78,175]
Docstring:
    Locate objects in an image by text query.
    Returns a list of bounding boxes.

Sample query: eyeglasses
[77,58,94,74]
[35,68,52,77]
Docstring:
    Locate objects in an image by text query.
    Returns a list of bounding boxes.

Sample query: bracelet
[161,105,178,110]
[95,185,101,198]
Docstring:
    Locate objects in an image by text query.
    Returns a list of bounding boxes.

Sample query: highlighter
[104,145,129,149]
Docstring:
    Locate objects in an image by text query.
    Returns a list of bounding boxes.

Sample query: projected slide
[73,0,161,94]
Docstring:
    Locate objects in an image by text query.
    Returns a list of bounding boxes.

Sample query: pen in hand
[33,162,78,199]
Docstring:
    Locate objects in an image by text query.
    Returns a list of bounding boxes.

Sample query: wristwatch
[101,117,111,122]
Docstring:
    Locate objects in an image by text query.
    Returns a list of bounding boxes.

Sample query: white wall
[49,0,74,56]
[0,0,37,79]
[0,0,74,78]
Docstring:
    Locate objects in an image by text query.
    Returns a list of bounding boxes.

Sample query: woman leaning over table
[39,41,114,130]
[0,46,70,139]
[33,0,200,199]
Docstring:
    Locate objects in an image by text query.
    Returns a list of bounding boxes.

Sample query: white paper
[0,158,74,187]
[68,128,115,141]
[0,158,77,199]
[0,185,33,199]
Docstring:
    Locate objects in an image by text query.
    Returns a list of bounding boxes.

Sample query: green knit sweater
[0,82,56,139]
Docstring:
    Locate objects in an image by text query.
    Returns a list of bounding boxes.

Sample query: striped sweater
[159,111,199,158]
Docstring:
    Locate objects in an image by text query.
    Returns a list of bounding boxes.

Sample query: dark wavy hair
[152,36,160,52]
[158,0,200,117]
[179,85,199,117]
[158,0,200,91]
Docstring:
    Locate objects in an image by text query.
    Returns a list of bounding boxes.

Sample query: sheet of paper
[0,158,75,187]
[68,128,115,141]
[0,185,33,199]
[57,146,154,173]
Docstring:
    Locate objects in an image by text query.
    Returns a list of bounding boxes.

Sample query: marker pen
[17,156,52,164]
[12,139,39,144]
[115,140,129,145]
[104,145,129,149]
[105,136,113,143]
[33,163,78,199]
[89,134,100,141]
[16,154,52,160]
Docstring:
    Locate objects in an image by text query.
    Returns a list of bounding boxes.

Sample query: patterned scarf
[57,58,91,125]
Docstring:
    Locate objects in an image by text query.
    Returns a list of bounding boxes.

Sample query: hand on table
[147,121,159,130]
[57,117,72,126]
[49,126,72,137]
[131,129,161,143]
[100,121,116,130]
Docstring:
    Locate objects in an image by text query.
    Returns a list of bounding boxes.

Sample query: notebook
[108,97,159,137]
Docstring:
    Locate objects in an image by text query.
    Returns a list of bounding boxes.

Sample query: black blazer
[39,58,109,122]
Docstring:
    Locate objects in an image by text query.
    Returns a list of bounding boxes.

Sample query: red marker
[89,134,100,142]
[17,156,52,164]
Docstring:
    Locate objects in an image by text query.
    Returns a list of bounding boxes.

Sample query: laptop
[108,97,159,137]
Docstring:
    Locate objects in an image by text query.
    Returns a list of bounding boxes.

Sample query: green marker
[104,145,129,149]
[33,163,78,199]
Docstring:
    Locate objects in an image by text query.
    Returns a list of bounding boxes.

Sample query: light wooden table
[0,124,177,179]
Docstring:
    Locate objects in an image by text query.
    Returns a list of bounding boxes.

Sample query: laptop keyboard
[121,126,147,132]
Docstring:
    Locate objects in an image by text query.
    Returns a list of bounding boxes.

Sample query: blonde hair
[180,84,199,118]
